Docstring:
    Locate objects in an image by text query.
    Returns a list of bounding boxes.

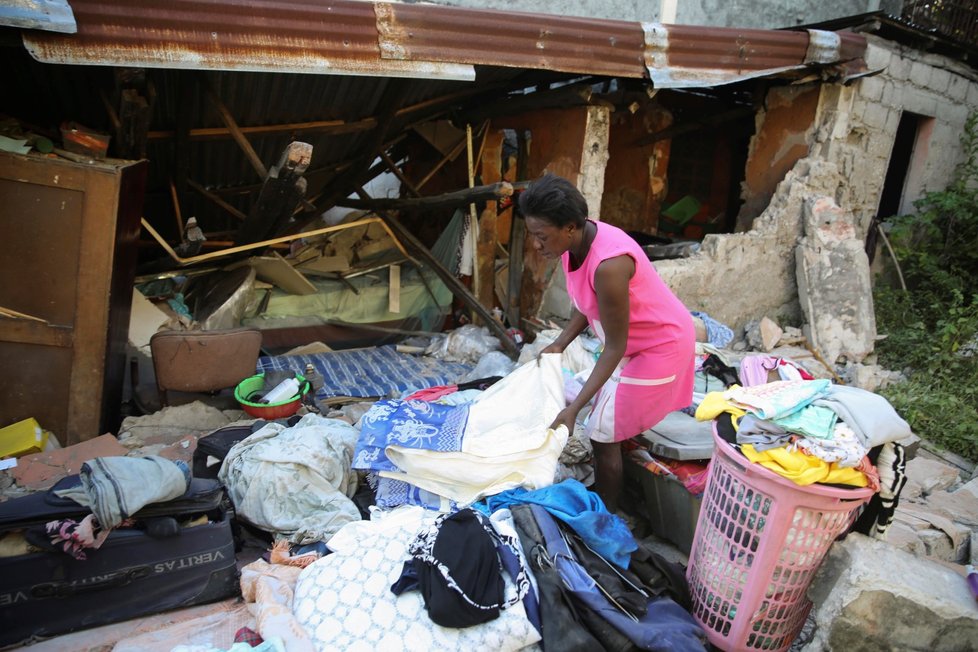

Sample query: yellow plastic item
[0,418,50,458]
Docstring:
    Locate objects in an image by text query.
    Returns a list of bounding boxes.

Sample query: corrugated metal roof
[20,0,866,86]
[375,2,647,78]
[0,0,75,34]
[22,0,474,80]
[642,23,865,88]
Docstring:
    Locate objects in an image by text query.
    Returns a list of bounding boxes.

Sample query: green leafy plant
[874,111,978,460]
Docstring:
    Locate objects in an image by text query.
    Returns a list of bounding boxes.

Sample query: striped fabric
[257,345,472,399]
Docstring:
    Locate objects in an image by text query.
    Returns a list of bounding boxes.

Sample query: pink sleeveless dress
[563,220,695,443]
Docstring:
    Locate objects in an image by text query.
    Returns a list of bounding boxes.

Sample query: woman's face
[525,216,577,259]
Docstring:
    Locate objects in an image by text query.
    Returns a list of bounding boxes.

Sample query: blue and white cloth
[353,399,469,472]
[690,310,734,348]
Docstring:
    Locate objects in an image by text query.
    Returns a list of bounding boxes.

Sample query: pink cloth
[564,220,695,442]
[404,385,458,401]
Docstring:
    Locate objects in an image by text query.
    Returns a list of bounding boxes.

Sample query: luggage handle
[31,565,151,598]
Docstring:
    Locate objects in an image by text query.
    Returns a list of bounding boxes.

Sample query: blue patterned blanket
[257,345,472,399]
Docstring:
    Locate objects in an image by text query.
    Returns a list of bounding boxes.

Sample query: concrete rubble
[880,452,978,566]
[803,533,978,652]
[795,195,876,365]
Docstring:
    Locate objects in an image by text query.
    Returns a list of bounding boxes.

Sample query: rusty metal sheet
[23,0,474,81]
[0,0,75,34]
[644,23,867,88]
[376,1,648,78]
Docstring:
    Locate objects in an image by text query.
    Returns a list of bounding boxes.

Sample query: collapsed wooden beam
[187,178,247,222]
[380,151,421,198]
[336,181,516,212]
[205,82,268,179]
[358,187,519,358]
[148,117,377,142]
[140,215,411,267]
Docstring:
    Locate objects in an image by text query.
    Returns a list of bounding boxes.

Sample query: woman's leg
[592,440,623,512]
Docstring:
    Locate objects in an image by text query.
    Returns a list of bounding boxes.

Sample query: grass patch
[873,111,978,461]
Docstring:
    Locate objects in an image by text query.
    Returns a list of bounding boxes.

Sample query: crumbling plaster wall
[656,36,978,337]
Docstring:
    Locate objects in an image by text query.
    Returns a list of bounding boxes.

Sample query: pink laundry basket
[686,422,874,651]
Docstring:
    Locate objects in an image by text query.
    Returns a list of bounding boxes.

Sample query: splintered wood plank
[247,252,317,295]
[388,264,401,314]
[476,130,504,313]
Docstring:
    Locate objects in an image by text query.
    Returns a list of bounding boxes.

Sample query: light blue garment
[727,379,831,421]
[690,310,734,348]
[772,404,838,440]
[475,479,637,569]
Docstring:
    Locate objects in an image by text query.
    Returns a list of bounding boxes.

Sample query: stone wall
[656,35,978,345]
[854,36,978,226]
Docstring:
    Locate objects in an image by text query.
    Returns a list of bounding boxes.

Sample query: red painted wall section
[496,106,591,321]
[601,102,673,234]
[736,85,820,231]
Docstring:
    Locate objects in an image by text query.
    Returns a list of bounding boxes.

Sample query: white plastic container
[261,377,300,403]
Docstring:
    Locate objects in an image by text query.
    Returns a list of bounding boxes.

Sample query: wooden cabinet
[0,152,147,446]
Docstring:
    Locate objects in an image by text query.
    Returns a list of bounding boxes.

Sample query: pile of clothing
[214,353,709,651]
[694,371,913,538]
[291,481,707,652]
[351,354,570,510]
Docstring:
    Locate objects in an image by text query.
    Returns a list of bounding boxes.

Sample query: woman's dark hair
[518,172,588,228]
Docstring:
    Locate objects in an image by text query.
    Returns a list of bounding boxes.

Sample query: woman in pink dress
[519,173,695,511]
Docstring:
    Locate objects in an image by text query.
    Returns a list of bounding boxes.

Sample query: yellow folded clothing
[741,443,868,487]
[694,388,746,423]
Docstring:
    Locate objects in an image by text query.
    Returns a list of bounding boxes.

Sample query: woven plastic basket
[686,423,873,651]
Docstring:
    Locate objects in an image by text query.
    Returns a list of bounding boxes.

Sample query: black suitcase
[192,423,264,479]
[0,475,239,647]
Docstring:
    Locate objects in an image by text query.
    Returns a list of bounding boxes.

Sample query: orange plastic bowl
[234,373,308,419]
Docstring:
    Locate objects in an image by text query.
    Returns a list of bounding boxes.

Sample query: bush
[874,111,978,461]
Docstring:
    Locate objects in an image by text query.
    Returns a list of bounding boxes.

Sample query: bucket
[234,373,309,420]
[686,423,873,651]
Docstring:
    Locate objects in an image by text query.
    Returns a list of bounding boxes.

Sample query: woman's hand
[548,406,580,434]
[540,341,566,356]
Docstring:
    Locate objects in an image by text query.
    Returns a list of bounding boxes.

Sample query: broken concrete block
[759,316,783,352]
[842,361,906,392]
[795,196,876,364]
[884,522,925,556]
[906,457,961,495]
[10,434,128,491]
[891,503,970,562]
[802,533,978,652]
[744,318,782,352]
[918,528,955,561]
[927,479,978,527]
[780,325,804,342]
